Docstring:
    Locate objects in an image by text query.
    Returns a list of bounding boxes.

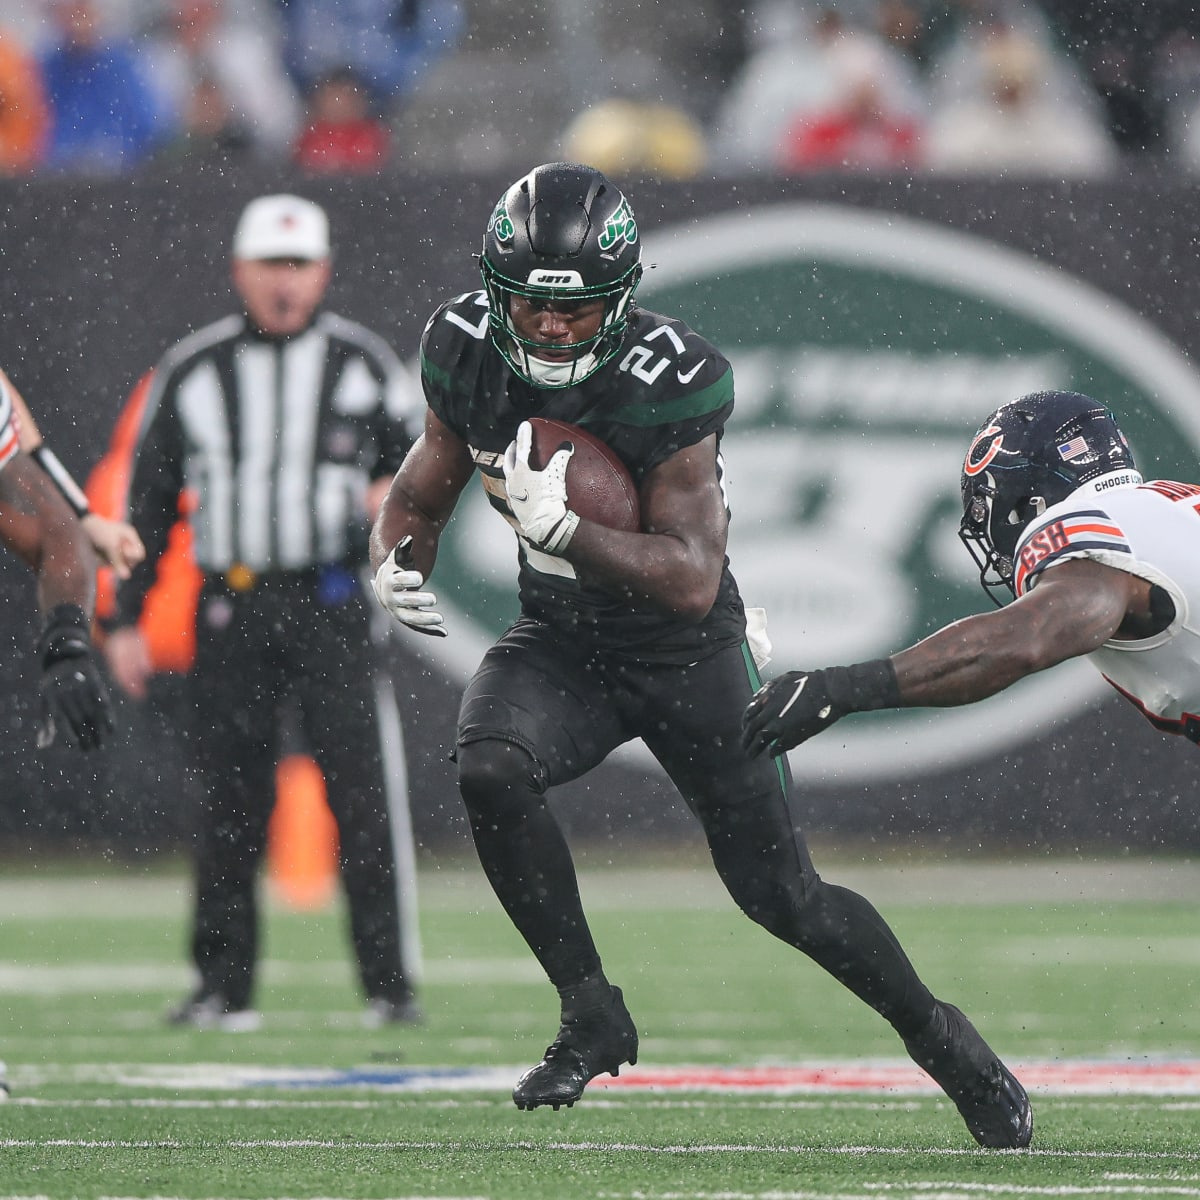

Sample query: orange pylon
[268,754,339,910]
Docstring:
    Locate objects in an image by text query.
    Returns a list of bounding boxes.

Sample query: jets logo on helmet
[488,201,515,244]
[479,161,644,390]
[599,200,637,254]
[958,390,1140,605]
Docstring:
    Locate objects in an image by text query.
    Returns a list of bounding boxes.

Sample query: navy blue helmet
[959,390,1139,603]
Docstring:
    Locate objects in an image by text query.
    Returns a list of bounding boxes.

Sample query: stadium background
[1,163,1198,858]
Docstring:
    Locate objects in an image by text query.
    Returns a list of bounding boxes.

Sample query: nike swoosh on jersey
[677,360,705,384]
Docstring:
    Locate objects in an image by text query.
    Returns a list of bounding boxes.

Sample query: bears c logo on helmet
[964,424,1004,477]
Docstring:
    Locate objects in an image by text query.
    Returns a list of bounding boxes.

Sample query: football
[526,418,640,532]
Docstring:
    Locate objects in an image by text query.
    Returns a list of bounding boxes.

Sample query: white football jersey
[1014,477,1200,742]
[0,374,18,473]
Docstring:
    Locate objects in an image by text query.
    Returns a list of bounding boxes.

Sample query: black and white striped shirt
[116,310,420,623]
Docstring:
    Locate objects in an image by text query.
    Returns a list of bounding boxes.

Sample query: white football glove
[502,420,580,555]
[371,535,447,637]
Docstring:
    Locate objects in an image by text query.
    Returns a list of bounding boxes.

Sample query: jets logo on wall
[634,204,1200,783]
[418,203,1200,786]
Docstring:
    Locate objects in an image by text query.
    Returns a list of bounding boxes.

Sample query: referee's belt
[211,563,338,592]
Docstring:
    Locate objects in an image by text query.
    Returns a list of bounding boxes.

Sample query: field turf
[1,846,1197,1199]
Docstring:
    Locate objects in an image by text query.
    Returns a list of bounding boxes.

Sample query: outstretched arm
[0,453,114,750]
[744,558,1141,757]
[6,373,146,578]
[892,558,1137,705]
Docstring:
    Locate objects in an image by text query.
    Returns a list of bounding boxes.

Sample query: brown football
[526,418,640,532]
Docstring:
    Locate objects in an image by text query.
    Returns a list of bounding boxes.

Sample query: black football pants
[184,572,415,1010]
[455,619,937,1037]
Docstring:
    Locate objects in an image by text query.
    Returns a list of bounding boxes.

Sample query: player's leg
[296,594,418,1023]
[171,585,276,1026]
[642,642,1032,1149]
[455,620,637,1109]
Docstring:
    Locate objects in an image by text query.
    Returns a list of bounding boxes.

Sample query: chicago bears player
[742,389,1180,755]
[0,373,114,751]
[370,162,1031,1149]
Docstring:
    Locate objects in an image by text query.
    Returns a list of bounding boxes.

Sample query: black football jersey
[420,290,748,663]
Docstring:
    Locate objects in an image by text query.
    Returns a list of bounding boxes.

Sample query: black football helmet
[959,390,1140,604]
[480,162,643,388]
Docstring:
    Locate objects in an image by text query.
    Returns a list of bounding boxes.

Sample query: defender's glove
[741,660,900,758]
[502,420,579,555]
[371,535,447,637]
[36,604,115,751]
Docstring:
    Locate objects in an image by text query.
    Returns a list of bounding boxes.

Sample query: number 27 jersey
[1014,479,1200,742]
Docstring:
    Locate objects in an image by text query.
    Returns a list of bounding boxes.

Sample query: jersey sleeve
[419,292,490,439]
[1013,505,1132,597]
[0,374,19,473]
[604,314,735,478]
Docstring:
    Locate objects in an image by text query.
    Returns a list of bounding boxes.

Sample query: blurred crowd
[0,0,1198,180]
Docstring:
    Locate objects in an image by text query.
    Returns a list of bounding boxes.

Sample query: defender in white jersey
[743,389,1194,755]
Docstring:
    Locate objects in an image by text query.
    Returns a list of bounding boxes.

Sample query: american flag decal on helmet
[1057,435,1090,461]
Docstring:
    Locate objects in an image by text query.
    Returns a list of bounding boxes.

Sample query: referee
[104,194,424,1030]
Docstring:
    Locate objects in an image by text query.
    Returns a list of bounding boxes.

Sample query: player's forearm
[891,613,1043,707]
[35,519,97,618]
[563,521,720,621]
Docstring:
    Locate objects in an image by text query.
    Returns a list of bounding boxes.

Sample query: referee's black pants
[184,568,415,1011]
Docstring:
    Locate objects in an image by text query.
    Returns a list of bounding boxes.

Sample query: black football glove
[741,660,900,758]
[36,604,116,751]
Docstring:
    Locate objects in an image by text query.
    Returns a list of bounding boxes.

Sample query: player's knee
[456,737,545,822]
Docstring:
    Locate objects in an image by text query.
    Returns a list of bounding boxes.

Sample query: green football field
[1,844,1198,1199]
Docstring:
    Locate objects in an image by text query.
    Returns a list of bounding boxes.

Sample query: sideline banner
[1,168,1198,849]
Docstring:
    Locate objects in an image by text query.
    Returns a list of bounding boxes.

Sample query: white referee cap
[233,194,330,261]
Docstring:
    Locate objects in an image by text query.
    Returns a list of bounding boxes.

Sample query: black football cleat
[904,1000,1033,1149]
[512,985,639,1111]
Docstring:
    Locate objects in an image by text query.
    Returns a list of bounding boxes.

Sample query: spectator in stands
[0,27,48,173]
[925,23,1117,177]
[558,97,707,180]
[274,0,466,116]
[777,33,924,171]
[293,66,390,173]
[711,5,925,173]
[153,72,255,167]
[39,0,173,174]
[140,0,301,161]
[925,3,1105,137]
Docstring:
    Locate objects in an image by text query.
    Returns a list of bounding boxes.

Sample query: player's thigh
[641,644,808,864]
[457,620,628,790]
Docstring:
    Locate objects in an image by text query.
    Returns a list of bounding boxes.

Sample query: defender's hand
[371,535,447,637]
[742,670,843,758]
[502,421,579,554]
[742,660,901,758]
[37,605,116,751]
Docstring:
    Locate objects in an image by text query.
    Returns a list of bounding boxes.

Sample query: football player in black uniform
[369,162,1032,1149]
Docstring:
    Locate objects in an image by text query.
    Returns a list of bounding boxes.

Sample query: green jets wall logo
[599,199,637,253]
[636,204,1200,784]
[416,203,1200,786]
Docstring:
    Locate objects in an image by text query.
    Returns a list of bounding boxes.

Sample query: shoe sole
[513,1052,638,1112]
